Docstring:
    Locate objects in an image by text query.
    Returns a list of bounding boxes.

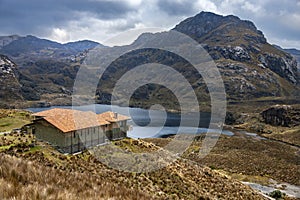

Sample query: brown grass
[0,153,151,200]
[183,135,300,186]
[0,134,267,200]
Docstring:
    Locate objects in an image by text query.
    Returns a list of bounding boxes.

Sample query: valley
[0,10,299,200]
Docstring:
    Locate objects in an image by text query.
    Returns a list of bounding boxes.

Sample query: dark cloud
[156,0,197,16]
[0,0,134,35]
[223,0,300,47]
[0,0,299,49]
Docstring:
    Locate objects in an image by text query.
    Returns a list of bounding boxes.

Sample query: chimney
[114,112,118,119]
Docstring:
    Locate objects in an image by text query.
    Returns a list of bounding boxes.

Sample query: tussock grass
[0,153,149,200]
[0,133,267,200]
[185,135,300,186]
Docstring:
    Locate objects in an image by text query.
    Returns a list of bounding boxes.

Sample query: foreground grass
[0,134,266,200]
[0,154,148,200]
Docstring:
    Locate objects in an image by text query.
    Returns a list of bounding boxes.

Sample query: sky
[0,0,300,49]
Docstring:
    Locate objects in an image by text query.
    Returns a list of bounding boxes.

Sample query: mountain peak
[173,11,266,44]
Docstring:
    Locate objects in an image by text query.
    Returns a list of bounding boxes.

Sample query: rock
[261,105,300,127]
[0,55,24,104]
[225,112,241,125]
[259,53,298,84]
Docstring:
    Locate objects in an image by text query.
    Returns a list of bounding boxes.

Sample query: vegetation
[0,107,299,199]
[230,104,300,147]
[0,133,266,200]
[0,109,32,132]
[0,153,148,200]
[269,190,286,200]
[145,134,300,186]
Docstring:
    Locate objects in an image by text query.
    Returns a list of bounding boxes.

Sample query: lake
[27,104,233,138]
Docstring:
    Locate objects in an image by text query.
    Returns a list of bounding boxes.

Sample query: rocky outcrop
[173,11,299,87]
[205,45,251,62]
[217,62,280,99]
[0,55,24,105]
[274,46,300,72]
[261,105,300,127]
[259,53,298,84]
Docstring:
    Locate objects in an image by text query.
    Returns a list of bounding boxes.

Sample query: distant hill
[0,35,101,58]
[0,35,63,57]
[0,35,103,107]
[0,35,21,49]
[64,40,103,52]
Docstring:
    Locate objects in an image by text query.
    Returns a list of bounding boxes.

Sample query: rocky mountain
[0,12,299,109]
[0,55,23,107]
[173,12,298,90]
[275,46,300,71]
[91,12,299,109]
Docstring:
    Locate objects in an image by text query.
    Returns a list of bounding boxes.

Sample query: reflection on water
[27,104,233,139]
[127,126,234,139]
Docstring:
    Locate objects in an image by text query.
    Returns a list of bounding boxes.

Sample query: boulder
[261,105,300,127]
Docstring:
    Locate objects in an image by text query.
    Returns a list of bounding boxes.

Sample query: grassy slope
[0,153,148,200]
[0,133,267,200]
[145,134,300,186]
[0,109,32,132]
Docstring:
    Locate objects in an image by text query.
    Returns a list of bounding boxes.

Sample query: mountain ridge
[0,35,102,58]
[0,11,299,108]
[92,11,299,108]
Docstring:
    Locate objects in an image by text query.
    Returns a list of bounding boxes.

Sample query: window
[73,132,76,138]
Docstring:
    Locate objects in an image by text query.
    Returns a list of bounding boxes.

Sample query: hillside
[91,12,299,110]
[0,36,103,107]
[0,132,268,200]
[173,12,299,85]
[0,12,299,109]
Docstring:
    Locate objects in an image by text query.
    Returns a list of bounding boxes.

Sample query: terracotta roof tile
[98,111,130,122]
[33,108,112,133]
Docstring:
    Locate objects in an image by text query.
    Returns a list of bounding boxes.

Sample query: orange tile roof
[33,108,111,133]
[98,111,130,122]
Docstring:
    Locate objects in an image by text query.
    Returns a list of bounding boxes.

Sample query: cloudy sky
[0,0,300,49]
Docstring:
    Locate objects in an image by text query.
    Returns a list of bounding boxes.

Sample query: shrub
[268,190,285,200]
